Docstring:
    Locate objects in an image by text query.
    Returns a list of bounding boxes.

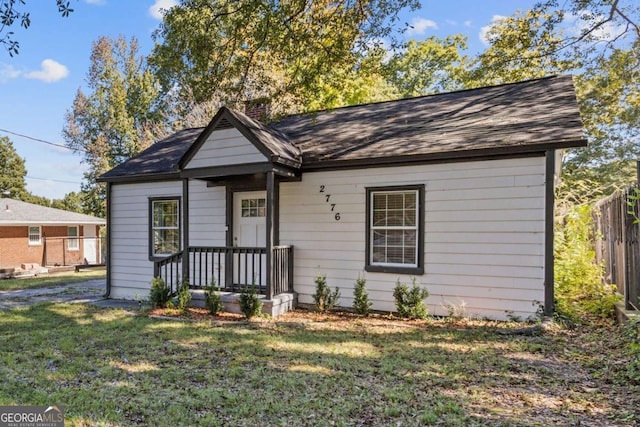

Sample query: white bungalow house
[99,76,586,320]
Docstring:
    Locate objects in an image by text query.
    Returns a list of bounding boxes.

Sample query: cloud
[0,63,21,83]
[565,11,626,42]
[464,20,473,28]
[479,15,508,46]
[84,0,106,4]
[406,17,438,36]
[25,59,69,83]
[149,0,178,20]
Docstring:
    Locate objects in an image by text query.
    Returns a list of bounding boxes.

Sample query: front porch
[153,245,295,316]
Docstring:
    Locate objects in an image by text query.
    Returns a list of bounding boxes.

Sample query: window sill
[365,265,424,275]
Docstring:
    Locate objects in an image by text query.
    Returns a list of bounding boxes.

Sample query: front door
[232,191,267,289]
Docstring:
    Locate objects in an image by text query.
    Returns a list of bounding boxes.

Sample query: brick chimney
[243,98,270,122]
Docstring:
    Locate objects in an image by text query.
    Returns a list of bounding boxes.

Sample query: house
[0,198,106,276]
[99,75,587,320]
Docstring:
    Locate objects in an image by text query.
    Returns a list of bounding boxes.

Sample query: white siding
[280,157,547,321]
[184,128,266,169]
[110,180,228,299]
[110,181,182,300]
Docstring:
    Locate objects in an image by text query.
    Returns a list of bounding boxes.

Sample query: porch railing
[153,246,294,298]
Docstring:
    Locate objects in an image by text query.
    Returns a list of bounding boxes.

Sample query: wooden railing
[153,246,294,298]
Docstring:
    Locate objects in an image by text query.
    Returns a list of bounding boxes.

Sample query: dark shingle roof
[100,75,586,181]
[0,199,105,225]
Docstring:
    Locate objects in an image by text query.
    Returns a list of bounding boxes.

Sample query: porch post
[182,178,190,286]
[266,171,278,299]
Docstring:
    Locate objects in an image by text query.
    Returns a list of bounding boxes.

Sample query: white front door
[233,191,267,288]
[83,225,98,264]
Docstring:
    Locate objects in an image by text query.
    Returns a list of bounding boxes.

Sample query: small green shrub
[204,280,223,316]
[555,204,621,324]
[393,278,429,319]
[239,285,263,319]
[353,275,372,316]
[149,276,171,308]
[176,278,192,312]
[313,274,341,312]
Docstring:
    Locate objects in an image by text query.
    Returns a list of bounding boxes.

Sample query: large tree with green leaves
[0,0,73,56]
[0,135,28,199]
[63,35,164,217]
[150,0,420,115]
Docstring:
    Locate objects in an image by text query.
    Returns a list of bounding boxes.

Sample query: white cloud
[25,59,69,83]
[479,15,508,46]
[149,0,178,20]
[0,63,21,83]
[565,11,626,42]
[464,20,473,28]
[85,0,106,4]
[406,17,438,36]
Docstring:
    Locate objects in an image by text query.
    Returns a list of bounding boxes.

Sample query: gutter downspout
[544,150,555,316]
[103,181,112,298]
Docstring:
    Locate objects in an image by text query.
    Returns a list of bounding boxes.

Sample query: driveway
[0,279,107,310]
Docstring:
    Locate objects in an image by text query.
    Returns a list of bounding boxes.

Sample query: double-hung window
[28,226,41,245]
[68,226,79,251]
[366,185,424,274]
[150,198,181,258]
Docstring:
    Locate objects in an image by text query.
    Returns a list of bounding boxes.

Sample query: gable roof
[0,199,106,225]
[179,107,302,170]
[99,75,586,182]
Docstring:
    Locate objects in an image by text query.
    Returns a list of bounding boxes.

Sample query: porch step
[190,290,297,318]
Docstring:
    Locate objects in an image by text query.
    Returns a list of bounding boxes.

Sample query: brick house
[0,198,105,272]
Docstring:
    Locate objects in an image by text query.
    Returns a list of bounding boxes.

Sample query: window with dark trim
[149,198,181,258]
[365,185,424,274]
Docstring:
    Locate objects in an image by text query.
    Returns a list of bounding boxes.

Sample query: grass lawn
[0,304,638,426]
[0,269,105,292]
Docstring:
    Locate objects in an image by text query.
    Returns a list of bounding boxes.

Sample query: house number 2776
[319,185,341,221]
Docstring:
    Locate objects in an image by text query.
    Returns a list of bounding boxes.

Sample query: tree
[150,0,420,114]
[51,191,83,213]
[1,0,73,56]
[384,35,469,97]
[63,35,165,217]
[0,135,28,199]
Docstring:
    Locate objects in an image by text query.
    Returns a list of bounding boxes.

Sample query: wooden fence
[594,186,640,311]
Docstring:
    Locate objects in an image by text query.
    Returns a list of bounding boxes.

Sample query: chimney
[244,98,270,122]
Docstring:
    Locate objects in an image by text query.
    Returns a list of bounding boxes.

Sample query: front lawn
[0,304,637,426]
[0,269,105,292]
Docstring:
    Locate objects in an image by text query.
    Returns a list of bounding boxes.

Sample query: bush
[204,280,223,316]
[176,278,192,313]
[555,204,621,323]
[353,275,372,316]
[149,276,172,308]
[312,274,341,312]
[239,285,263,319]
[393,278,429,319]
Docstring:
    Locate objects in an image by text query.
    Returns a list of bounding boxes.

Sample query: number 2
[319,185,325,193]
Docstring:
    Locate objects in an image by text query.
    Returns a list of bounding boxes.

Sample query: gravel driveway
[0,279,106,310]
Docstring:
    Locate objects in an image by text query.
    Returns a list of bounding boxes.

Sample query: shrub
[204,280,223,316]
[176,277,192,313]
[313,274,341,312]
[239,285,263,319]
[149,276,171,308]
[353,275,372,316]
[555,204,621,324]
[393,278,429,319]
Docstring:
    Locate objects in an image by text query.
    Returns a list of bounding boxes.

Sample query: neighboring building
[0,198,105,272]
[99,76,587,320]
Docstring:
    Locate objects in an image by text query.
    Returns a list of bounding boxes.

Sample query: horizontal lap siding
[184,128,265,169]
[110,181,182,299]
[280,157,546,320]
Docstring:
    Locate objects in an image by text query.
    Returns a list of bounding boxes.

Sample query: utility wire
[0,128,86,153]
[26,175,82,185]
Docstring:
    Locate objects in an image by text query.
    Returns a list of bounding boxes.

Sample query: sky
[0,0,539,200]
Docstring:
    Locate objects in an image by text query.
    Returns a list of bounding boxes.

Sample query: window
[366,185,424,274]
[68,226,79,251]
[150,198,181,257]
[241,198,266,217]
[28,226,41,245]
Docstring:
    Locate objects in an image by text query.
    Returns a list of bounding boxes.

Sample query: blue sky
[0,0,538,199]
